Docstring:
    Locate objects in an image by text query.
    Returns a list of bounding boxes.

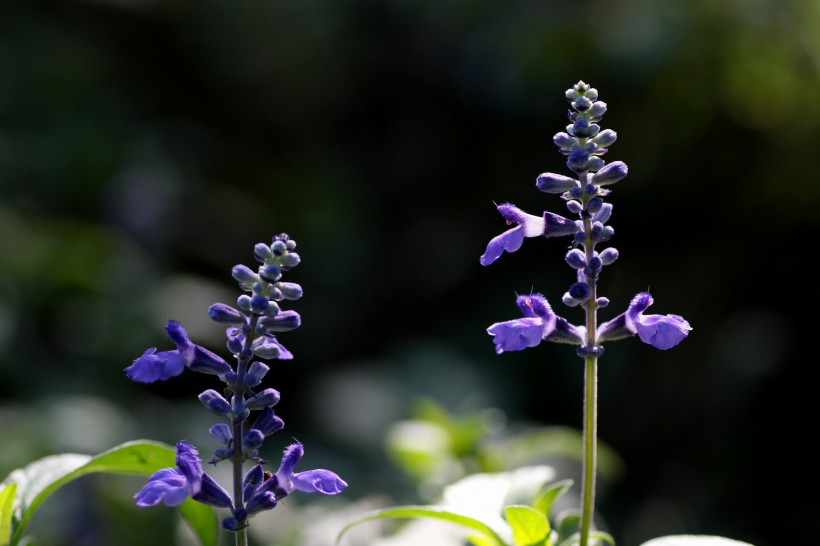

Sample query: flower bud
[237,294,252,311]
[244,361,270,387]
[568,281,591,301]
[553,132,574,149]
[565,249,586,269]
[209,303,245,325]
[573,96,592,111]
[566,200,583,214]
[599,247,619,265]
[271,240,287,255]
[232,264,258,285]
[587,157,605,172]
[587,197,603,214]
[250,294,270,314]
[246,388,281,410]
[254,243,273,262]
[279,252,301,268]
[199,389,232,415]
[259,264,282,283]
[209,423,233,446]
[537,172,577,194]
[587,101,607,119]
[593,129,617,147]
[260,310,301,332]
[277,282,303,300]
[591,160,628,186]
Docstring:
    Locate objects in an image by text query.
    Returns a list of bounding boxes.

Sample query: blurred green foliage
[1,0,817,544]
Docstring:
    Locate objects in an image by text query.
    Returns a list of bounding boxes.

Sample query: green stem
[579,355,598,546]
[231,315,259,546]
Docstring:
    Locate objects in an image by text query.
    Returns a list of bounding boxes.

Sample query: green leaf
[0,484,17,546]
[504,505,549,546]
[638,536,754,546]
[554,510,580,545]
[336,505,508,546]
[532,480,573,518]
[0,440,217,546]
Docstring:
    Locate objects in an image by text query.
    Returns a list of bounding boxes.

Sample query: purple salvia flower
[598,292,692,350]
[134,441,232,509]
[480,203,545,266]
[480,204,579,266]
[243,443,347,517]
[125,320,232,383]
[487,294,584,353]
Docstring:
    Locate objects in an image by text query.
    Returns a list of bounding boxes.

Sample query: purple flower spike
[598,292,692,350]
[125,321,232,383]
[480,203,546,266]
[134,441,232,509]
[487,294,584,353]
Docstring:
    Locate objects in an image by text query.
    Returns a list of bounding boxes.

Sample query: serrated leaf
[638,536,753,546]
[0,484,17,546]
[336,505,508,546]
[0,440,217,546]
[532,480,573,518]
[505,505,548,546]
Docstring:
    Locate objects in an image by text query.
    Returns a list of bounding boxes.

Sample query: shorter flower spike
[598,292,692,350]
[487,294,584,353]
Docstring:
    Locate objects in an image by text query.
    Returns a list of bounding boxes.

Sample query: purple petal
[166,320,193,351]
[480,226,524,266]
[278,443,304,477]
[487,317,547,353]
[175,441,204,495]
[134,468,188,507]
[125,348,185,383]
[515,293,553,319]
[635,313,692,350]
[291,469,348,495]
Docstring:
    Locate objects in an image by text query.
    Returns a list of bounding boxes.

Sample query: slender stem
[578,165,599,546]
[231,315,259,546]
[579,355,598,546]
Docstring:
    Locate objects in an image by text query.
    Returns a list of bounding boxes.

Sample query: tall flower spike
[482,81,690,546]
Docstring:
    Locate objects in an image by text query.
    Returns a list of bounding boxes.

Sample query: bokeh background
[1,0,817,545]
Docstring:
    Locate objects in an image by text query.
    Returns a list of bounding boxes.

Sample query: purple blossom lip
[480,203,546,266]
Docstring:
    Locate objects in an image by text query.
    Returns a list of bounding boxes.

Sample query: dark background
[1,0,817,545]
